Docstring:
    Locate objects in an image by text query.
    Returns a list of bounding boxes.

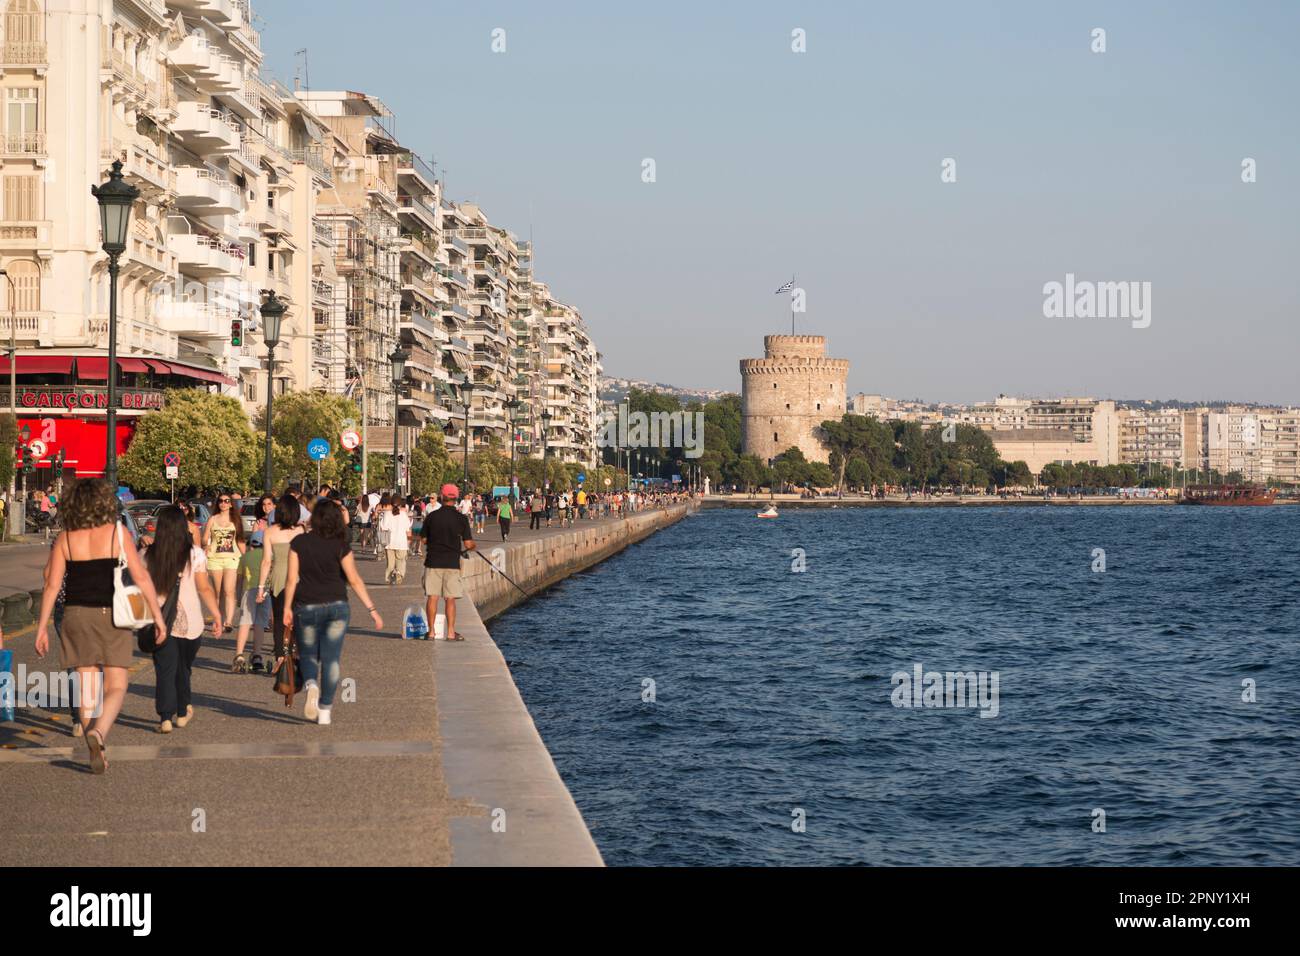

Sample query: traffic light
[350,449,363,473]
[231,318,243,347]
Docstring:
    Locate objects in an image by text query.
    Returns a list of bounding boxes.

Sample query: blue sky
[256,0,1298,404]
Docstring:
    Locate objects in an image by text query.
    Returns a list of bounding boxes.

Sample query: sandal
[232,653,249,674]
[446,632,467,642]
[86,730,108,774]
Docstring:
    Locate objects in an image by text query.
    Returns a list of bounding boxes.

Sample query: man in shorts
[422,483,476,642]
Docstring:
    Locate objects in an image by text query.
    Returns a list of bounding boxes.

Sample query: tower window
[773,432,778,442]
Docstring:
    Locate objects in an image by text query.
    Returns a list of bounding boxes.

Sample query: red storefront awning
[145,359,172,374]
[0,356,74,375]
[76,357,109,380]
[117,358,151,373]
[168,361,236,385]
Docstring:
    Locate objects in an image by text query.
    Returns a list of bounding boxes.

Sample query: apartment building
[1,2,603,485]
[982,398,1119,472]
[1258,409,1300,485]
[0,0,336,478]
[1117,407,1184,470]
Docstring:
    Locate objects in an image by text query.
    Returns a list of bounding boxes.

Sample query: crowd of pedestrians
[26,474,692,774]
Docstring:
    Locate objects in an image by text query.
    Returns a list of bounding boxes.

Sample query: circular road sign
[28,439,47,459]
[307,438,332,461]
[341,430,361,450]
[164,452,180,468]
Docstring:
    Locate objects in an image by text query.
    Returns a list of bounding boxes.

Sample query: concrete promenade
[0,501,695,866]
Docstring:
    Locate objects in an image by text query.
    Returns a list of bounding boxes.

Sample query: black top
[62,524,120,608]
[422,507,472,569]
[289,534,351,606]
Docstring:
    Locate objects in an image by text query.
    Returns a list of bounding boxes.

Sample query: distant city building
[980,398,1120,472]
[1117,407,1184,470]
[740,335,848,464]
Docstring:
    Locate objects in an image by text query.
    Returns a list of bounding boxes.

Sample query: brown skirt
[60,605,135,669]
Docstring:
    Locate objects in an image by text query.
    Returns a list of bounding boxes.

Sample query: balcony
[396,151,438,191]
[0,221,51,251]
[436,266,469,289]
[402,232,438,266]
[291,147,332,183]
[167,233,244,276]
[167,34,217,76]
[2,132,45,156]
[174,102,239,153]
[398,192,439,231]
[155,298,240,337]
[3,42,48,66]
[0,311,53,344]
[176,167,243,214]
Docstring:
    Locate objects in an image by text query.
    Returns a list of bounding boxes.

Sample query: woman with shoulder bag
[255,494,304,667]
[145,505,223,733]
[33,479,165,773]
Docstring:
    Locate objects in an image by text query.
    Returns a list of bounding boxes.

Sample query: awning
[145,359,172,374]
[0,355,75,375]
[117,358,151,373]
[167,361,236,386]
[76,357,109,380]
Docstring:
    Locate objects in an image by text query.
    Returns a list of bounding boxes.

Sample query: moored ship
[1180,484,1277,506]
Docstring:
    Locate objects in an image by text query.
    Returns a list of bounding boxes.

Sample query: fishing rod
[470,548,532,600]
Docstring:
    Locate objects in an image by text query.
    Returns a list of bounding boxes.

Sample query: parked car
[239,501,261,535]
[124,499,170,546]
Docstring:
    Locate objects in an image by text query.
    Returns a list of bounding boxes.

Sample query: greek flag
[774,280,794,294]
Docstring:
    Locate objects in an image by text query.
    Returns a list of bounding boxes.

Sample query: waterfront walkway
[0,507,668,867]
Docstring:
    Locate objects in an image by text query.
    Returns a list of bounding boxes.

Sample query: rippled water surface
[490,507,1300,866]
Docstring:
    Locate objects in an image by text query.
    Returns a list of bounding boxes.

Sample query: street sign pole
[317,458,322,494]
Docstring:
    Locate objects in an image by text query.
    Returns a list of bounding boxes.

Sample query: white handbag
[112,523,153,629]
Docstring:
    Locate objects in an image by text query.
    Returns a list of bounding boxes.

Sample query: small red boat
[1180,484,1277,506]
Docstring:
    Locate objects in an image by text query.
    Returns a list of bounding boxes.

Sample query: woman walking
[34,479,166,773]
[254,494,304,665]
[497,494,513,541]
[233,493,275,673]
[145,506,223,732]
[282,499,383,725]
[354,494,372,552]
[203,493,245,634]
[383,499,413,585]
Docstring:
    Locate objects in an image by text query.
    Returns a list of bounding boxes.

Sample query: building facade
[2,1,603,487]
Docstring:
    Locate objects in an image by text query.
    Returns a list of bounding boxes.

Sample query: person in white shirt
[382,501,413,585]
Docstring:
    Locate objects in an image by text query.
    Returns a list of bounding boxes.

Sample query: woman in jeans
[281,499,383,725]
[34,479,166,773]
[145,506,223,733]
[254,494,304,665]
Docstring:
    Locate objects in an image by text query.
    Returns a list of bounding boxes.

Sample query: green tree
[120,391,258,494]
[772,446,810,489]
[820,415,880,492]
[415,426,453,481]
[253,391,360,492]
[408,447,436,497]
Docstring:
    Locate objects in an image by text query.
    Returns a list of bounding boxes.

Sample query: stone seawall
[463,501,697,622]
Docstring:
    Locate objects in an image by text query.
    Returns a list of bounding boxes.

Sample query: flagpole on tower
[790,273,796,335]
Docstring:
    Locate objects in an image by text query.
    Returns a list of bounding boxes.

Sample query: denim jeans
[294,601,350,708]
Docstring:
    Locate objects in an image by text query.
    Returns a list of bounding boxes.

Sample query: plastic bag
[402,605,430,640]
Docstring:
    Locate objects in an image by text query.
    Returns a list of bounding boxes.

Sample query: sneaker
[176,705,194,728]
[303,682,320,721]
[317,707,332,726]
[250,654,264,674]
[159,719,173,734]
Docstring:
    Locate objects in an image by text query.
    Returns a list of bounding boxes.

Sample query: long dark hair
[213,492,246,543]
[273,493,299,530]
[311,498,346,541]
[147,505,193,594]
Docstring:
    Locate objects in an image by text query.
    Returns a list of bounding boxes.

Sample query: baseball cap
[440,483,460,500]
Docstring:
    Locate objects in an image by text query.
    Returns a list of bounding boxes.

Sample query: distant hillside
[600,376,736,406]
